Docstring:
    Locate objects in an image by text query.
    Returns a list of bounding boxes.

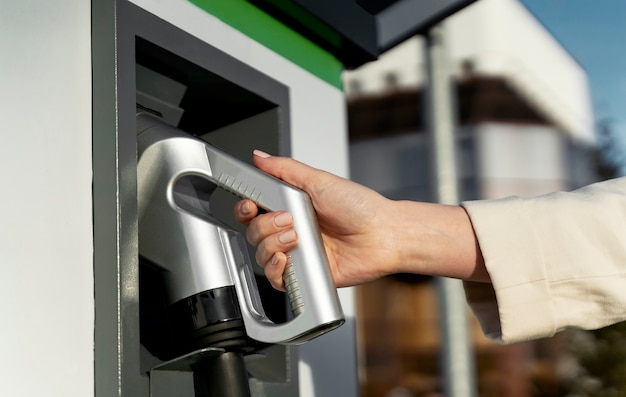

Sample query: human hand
[233,150,400,291]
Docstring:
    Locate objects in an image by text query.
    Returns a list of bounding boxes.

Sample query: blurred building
[344,0,599,395]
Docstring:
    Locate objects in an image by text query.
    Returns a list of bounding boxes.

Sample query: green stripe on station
[189,0,343,89]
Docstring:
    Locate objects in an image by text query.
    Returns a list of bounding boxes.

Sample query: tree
[594,118,626,180]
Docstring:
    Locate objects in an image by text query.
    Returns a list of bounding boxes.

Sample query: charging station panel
[94,3,300,396]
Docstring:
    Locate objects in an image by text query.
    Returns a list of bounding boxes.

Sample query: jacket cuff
[461,197,556,344]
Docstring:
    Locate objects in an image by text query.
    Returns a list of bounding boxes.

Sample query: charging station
[92,2,355,395]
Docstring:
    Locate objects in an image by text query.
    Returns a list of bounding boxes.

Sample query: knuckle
[245,226,260,246]
[254,248,267,269]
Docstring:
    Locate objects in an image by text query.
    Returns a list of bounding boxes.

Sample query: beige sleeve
[461,177,626,344]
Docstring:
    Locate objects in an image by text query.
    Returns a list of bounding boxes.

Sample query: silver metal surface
[136,113,344,345]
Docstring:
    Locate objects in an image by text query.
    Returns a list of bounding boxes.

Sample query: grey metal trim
[92,0,142,395]
[251,0,476,68]
[377,0,476,52]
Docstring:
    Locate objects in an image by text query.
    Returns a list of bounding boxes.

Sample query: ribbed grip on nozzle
[283,256,304,317]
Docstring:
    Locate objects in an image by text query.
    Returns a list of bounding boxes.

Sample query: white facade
[346,0,597,205]
[343,0,594,143]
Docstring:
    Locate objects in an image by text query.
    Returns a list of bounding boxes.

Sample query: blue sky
[520,0,626,174]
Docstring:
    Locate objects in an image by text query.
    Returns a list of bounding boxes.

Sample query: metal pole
[423,23,477,397]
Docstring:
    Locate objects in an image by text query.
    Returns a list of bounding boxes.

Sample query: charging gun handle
[136,112,344,344]
[204,145,345,344]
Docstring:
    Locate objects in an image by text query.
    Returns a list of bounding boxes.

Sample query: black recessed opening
[136,37,276,136]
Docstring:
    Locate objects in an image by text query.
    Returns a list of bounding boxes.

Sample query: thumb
[252,150,321,192]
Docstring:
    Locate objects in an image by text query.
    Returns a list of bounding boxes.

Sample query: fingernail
[253,149,271,158]
[274,212,293,227]
[278,230,297,244]
[239,201,251,216]
[271,253,280,267]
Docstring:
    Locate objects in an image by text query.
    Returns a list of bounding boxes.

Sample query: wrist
[388,200,487,282]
